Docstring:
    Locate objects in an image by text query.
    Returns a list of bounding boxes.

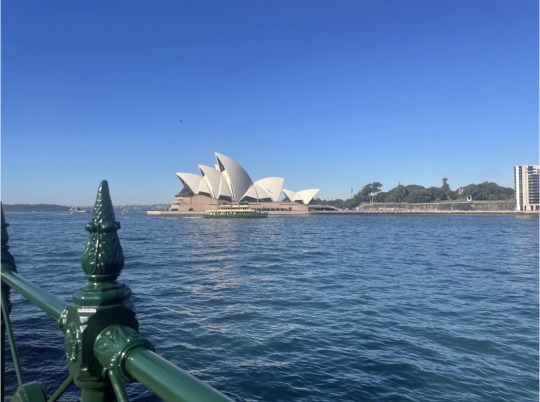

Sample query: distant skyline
[2,1,538,205]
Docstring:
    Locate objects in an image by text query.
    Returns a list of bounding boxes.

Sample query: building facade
[514,165,539,211]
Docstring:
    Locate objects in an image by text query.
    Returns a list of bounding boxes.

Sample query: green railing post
[1,317,4,402]
[58,181,138,402]
[1,203,16,313]
[2,204,48,402]
[0,203,15,402]
[2,183,236,402]
[1,203,25,397]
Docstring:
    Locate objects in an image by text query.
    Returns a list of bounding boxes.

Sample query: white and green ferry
[203,202,268,218]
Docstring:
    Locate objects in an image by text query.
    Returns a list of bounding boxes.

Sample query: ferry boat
[69,207,91,214]
[204,202,268,218]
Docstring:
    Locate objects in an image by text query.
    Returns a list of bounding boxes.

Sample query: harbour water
[3,212,539,401]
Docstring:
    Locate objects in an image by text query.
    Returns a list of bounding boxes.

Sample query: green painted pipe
[1,290,24,386]
[47,375,73,402]
[1,322,5,402]
[108,371,129,402]
[1,271,69,321]
[125,349,235,402]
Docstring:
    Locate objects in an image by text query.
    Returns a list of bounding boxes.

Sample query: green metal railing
[1,181,235,402]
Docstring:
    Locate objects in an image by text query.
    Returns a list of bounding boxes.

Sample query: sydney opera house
[157,152,320,215]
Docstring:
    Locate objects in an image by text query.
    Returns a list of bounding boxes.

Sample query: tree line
[312,179,515,209]
[2,204,71,212]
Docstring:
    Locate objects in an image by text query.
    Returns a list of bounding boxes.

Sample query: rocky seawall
[355,200,516,212]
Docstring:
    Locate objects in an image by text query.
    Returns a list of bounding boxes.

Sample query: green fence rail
[1,181,235,402]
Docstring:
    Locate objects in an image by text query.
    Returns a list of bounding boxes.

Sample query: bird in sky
[179,119,182,123]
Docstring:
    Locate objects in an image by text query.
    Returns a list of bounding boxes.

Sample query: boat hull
[203,213,268,218]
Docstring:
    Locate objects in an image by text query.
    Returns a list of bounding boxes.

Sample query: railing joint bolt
[95,325,155,382]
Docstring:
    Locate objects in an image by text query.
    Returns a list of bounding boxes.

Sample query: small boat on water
[204,202,268,218]
[69,207,91,214]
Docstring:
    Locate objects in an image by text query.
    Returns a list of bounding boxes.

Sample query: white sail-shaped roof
[296,189,320,205]
[282,189,296,202]
[199,165,222,199]
[254,177,284,202]
[215,153,254,201]
[220,170,234,198]
[219,175,232,198]
[175,173,202,195]
[240,184,272,201]
[254,184,271,200]
[243,185,259,200]
[282,188,320,204]
[198,178,211,196]
[175,153,319,204]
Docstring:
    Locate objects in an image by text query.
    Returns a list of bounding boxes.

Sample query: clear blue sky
[2,1,538,205]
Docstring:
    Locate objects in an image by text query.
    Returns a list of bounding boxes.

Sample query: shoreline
[310,210,537,216]
[145,210,538,216]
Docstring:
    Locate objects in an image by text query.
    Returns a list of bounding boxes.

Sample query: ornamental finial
[81,181,124,281]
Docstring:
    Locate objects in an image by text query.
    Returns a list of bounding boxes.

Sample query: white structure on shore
[282,189,321,204]
[514,165,539,211]
[175,152,319,205]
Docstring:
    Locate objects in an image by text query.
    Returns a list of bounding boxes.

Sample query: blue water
[2,212,539,401]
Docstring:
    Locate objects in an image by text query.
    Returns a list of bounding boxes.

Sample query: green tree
[407,189,431,203]
[393,184,407,203]
[370,182,383,203]
[341,180,513,205]
[441,178,451,200]
[426,186,444,202]
[374,191,388,202]
[404,184,425,193]
[459,182,514,201]
[442,178,450,192]
[358,184,373,203]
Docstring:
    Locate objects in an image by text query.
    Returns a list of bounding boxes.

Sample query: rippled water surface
[3,212,539,401]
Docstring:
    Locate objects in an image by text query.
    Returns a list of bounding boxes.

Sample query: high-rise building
[514,165,539,211]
